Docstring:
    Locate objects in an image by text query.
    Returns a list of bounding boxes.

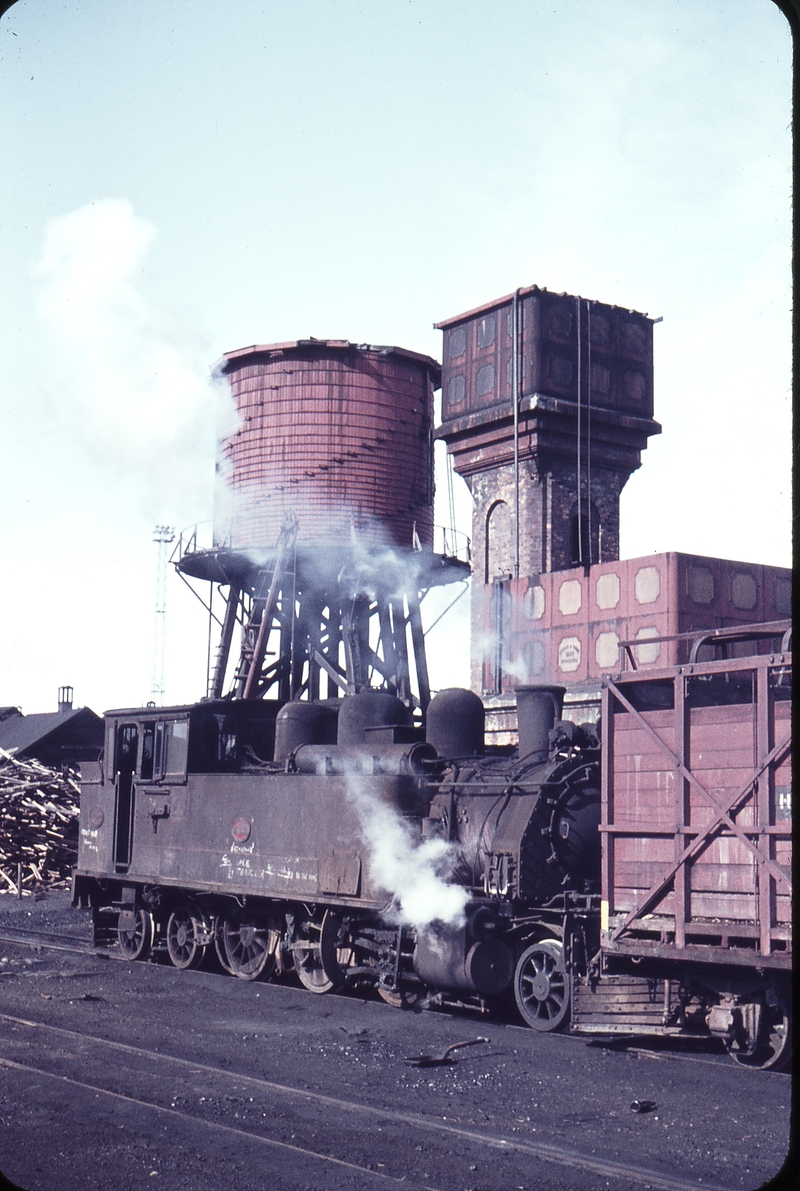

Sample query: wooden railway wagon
[569,628,792,1070]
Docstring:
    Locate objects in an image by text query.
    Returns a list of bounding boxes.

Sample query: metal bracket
[150,804,170,832]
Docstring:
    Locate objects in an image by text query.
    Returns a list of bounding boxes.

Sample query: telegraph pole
[151,525,175,705]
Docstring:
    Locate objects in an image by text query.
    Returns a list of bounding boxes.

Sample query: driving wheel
[117,906,154,962]
[291,908,346,993]
[377,986,420,1009]
[514,938,570,1032]
[221,907,280,981]
[166,903,209,971]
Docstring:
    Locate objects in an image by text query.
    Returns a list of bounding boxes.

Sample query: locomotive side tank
[78,696,430,910]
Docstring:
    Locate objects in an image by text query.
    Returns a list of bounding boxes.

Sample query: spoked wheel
[292,908,347,994]
[377,986,421,1009]
[214,920,236,975]
[166,903,210,971]
[728,997,793,1072]
[514,938,570,1032]
[117,906,154,962]
[221,908,280,982]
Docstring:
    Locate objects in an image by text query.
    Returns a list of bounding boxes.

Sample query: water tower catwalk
[175,340,468,713]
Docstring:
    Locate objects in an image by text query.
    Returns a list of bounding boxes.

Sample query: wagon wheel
[377,986,421,1009]
[728,996,793,1072]
[166,903,210,971]
[291,908,346,994]
[221,908,280,982]
[117,906,154,962]
[514,938,570,1032]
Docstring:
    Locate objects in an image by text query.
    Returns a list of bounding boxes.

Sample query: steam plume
[34,198,235,522]
[347,776,468,930]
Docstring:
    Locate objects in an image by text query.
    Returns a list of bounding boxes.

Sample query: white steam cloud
[347,776,468,931]
[34,197,236,522]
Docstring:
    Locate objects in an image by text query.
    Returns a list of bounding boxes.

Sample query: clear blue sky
[0,0,791,714]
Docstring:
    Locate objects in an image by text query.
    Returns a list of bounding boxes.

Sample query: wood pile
[0,747,80,892]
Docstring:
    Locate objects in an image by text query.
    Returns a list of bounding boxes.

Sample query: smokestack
[58,686,74,713]
[516,685,565,761]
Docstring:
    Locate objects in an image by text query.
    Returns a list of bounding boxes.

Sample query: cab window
[164,720,189,780]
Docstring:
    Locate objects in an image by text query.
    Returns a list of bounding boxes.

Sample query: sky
[0,0,792,716]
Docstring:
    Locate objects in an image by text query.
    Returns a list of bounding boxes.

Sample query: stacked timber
[0,748,80,892]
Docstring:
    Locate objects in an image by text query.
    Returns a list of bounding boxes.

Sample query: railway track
[0,1012,737,1191]
[0,923,102,958]
[0,924,763,1073]
[0,923,789,1190]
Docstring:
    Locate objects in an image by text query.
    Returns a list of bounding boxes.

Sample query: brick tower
[435,286,661,698]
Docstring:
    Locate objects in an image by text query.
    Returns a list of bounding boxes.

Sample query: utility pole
[151,525,175,705]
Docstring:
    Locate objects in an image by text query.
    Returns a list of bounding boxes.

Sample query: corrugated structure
[215,340,439,552]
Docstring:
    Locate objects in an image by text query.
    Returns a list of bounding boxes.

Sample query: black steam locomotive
[72,684,601,1029]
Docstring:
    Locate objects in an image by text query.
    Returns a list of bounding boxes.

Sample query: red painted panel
[689,893,757,921]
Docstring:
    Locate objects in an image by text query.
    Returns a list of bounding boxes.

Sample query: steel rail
[0,925,100,957]
[0,1054,417,1189]
[0,1013,739,1191]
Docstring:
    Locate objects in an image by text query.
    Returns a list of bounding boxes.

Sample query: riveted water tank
[214,341,440,552]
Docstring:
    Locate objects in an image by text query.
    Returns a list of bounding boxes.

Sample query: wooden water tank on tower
[215,340,440,552]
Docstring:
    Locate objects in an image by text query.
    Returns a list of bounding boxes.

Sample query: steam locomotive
[72,632,793,1071]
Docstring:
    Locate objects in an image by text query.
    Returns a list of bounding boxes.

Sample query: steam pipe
[291,741,437,776]
[209,585,240,699]
[575,296,582,566]
[586,299,593,565]
[512,289,521,579]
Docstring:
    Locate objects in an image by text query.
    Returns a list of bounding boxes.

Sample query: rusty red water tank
[214,340,440,551]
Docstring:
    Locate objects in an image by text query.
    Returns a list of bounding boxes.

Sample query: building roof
[433,283,653,329]
[0,707,103,762]
[214,340,442,384]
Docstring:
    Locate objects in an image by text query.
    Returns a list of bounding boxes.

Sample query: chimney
[58,686,74,713]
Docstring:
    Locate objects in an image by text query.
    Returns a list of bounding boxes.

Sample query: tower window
[485,500,512,582]
[448,327,466,359]
[476,315,496,348]
[476,363,495,396]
